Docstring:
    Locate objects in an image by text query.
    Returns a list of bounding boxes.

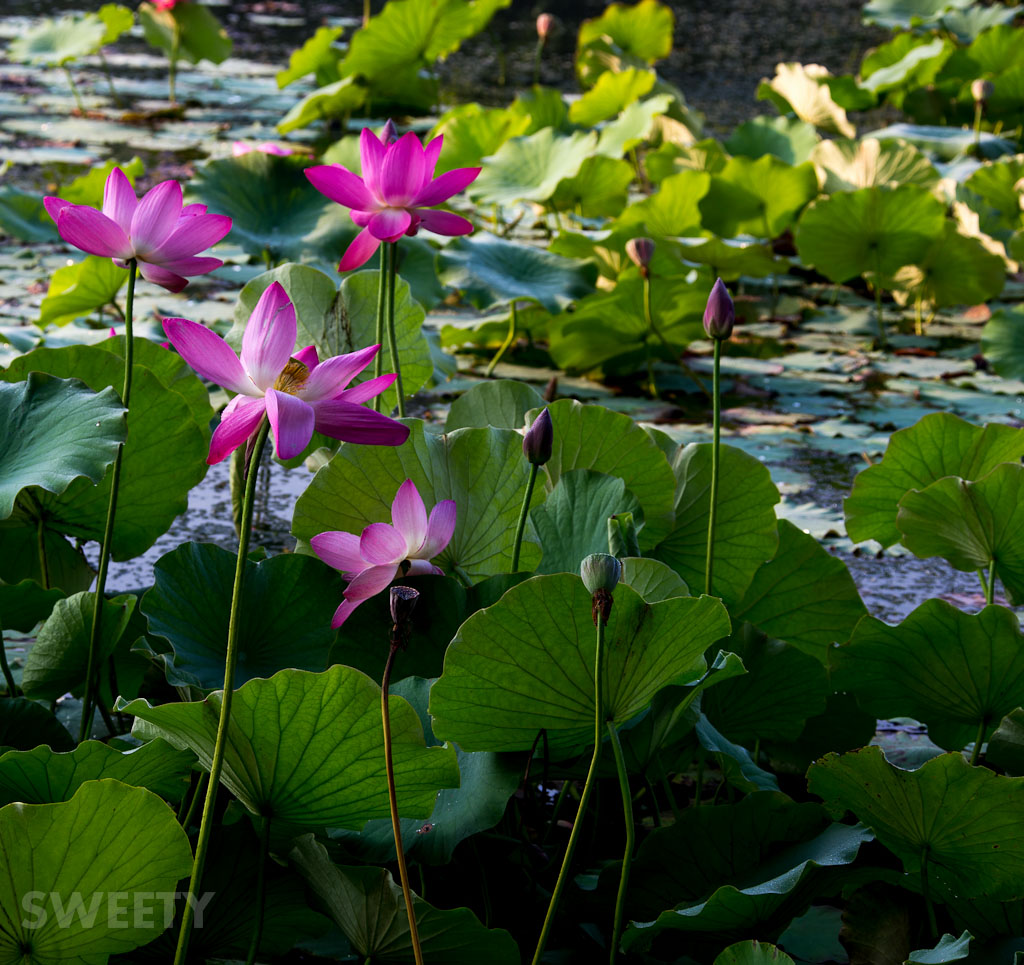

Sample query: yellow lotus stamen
[273,358,310,394]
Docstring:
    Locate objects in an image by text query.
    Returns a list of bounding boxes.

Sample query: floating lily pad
[865,123,1016,160]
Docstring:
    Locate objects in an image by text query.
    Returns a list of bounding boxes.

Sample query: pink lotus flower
[311,479,456,628]
[44,167,231,294]
[162,282,409,464]
[232,141,293,157]
[305,128,481,272]
[154,0,183,10]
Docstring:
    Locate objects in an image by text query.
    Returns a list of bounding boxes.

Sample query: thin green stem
[973,100,983,148]
[485,300,518,377]
[986,559,996,605]
[80,259,137,743]
[182,772,208,830]
[169,21,180,104]
[363,0,371,27]
[969,718,986,767]
[533,39,543,87]
[382,643,425,965]
[245,816,271,965]
[921,849,937,939]
[0,617,17,698]
[531,612,605,965]
[384,242,405,417]
[374,246,387,412]
[511,463,539,573]
[606,720,634,965]
[63,67,85,113]
[99,50,122,106]
[173,419,271,965]
[37,517,50,590]
[659,771,682,824]
[915,295,924,337]
[705,339,722,597]
[873,270,887,348]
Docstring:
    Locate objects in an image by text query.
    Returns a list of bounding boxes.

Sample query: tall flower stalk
[703,279,734,596]
[512,408,552,572]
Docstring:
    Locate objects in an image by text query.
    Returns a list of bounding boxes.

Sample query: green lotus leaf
[907,932,972,964]
[529,469,642,574]
[810,137,938,192]
[697,714,780,793]
[809,747,1024,900]
[138,1,231,64]
[37,256,127,328]
[0,187,58,243]
[444,380,544,432]
[430,103,531,174]
[507,85,572,134]
[725,115,820,165]
[645,138,729,181]
[438,233,596,314]
[795,184,946,284]
[961,156,1024,242]
[0,374,124,521]
[833,599,1024,753]
[277,24,344,88]
[293,419,543,581]
[700,155,819,239]
[594,93,674,157]
[844,413,1024,548]
[141,542,341,690]
[7,13,106,65]
[276,75,369,135]
[2,343,211,561]
[96,4,133,46]
[987,708,1024,777]
[982,306,1024,380]
[531,399,677,549]
[121,665,459,828]
[758,62,856,137]
[0,739,193,806]
[549,155,636,217]
[568,66,656,126]
[862,0,971,31]
[620,792,872,956]
[716,942,796,965]
[577,0,674,66]
[616,168,711,237]
[0,579,63,635]
[0,521,92,599]
[620,556,689,600]
[0,780,193,964]
[897,463,1024,604]
[430,573,729,754]
[764,692,878,775]
[471,128,598,205]
[291,836,520,962]
[860,35,953,97]
[0,699,74,754]
[864,124,1016,161]
[654,443,780,607]
[675,236,782,280]
[731,520,866,663]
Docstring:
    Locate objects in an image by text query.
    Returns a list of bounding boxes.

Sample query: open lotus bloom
[305,128,481,272]
[44,167,231,293]
[311,479,456,628]
[162,282,410,464]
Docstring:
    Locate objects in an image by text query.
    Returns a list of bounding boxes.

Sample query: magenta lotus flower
[305,128,481,272]
[311,479,456,628]
[232,141,293,157]
[162,282,409,464]
[44,167,231,294]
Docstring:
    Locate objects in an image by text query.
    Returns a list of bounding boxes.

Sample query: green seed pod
[580,553,622,595]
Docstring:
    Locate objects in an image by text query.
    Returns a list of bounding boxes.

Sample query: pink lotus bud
[523,407,553,466]
[971,78,994,103]
[625,237,655,276]
[381,119,399,145]
[536,13,553,40]
[703,278,735,340]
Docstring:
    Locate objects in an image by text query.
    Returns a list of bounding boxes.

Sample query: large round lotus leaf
[616,168,711,238]
[833,600,1024,752]
[1,342,211,561]
[0,579,63,634]
[697,714,779,793]
[141,542,342,690]
[291,836,520,963]
[0,739,193,806]
[234,265,432,415]
[844,413,1024,548]
[0,373,124,520]
[530,399,677,549]
[444,380,544,432]
[860,35,952,96]
[549,154,636,218]
[619,792,871,956]
[292,419,543,581]
[716,943,796,965]
[277,24,343,88]
[471,128,597,206]
[437,233,596,314]
[864,124,1016,161]
[578,0,674,66]
[794,185,946,284]
[700,156,819,239]
[38,256,127,328]
[0,188,59,243]
[675,236,782,280]
[653,443,780,608]
[962,156,1024,241]
[0,780,193,964]
[138,1,231,64]
[897,463,1024,604]
[725,115,820,165]
[0,699,73,754]
[758,63,855,138]
[277,76,369,136]
[982,306,1024,380]
[731,520,866,664]
[808,747,1024,901]
[429,573,730,754]
[7,13,106,64]
[431,104,531,174]
[121,665,459,829]
[594,93,674,158]
[810,137,938,193]
[568,66,656,126]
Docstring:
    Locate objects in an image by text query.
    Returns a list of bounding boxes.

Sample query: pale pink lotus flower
[162,281,409,464]
[44,167,231,293]
[232,141,293,157]
[154,0,183,9]
[311,479,456,628]
[305,128,481,272]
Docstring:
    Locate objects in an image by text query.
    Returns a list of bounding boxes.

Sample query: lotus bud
[523,408,553,466]
[703,277,735,340]
[381,118,399,146]
[625,237,655,278]
[607,513,640,559]
[581,553,621,625]
[389,586,420,649]
[536,13,553,40]
[971,78,994,103]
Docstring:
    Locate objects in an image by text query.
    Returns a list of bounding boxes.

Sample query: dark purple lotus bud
[625,237,655,277]
[381,119,399,146]
[523,408,553,466]
[971,78,994,103]
[703,278,735,340]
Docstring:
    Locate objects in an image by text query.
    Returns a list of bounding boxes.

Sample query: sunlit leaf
[37,256,127,328]
[759,63,856,137]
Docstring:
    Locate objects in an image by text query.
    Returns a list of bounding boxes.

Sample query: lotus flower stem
[969,718,986,767]
[63,67,85,114]
[173,418,271,965]
[169,20,180,104]
[486,300,518,377]
[920,849,938,938]
[363,0,371,27]
[79,258,137,744]
[245,815,271,965]
[986,560,996,605]
[0,617,17,698]
[511,463,539,573]
[915,295,925,337]
[374,248,387,412]
[606,719,634,965]
[384,241,405,417]
[704,338,722,596]
[98,50,123,106]
[36,515,50,590]
[531,610,606,965]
